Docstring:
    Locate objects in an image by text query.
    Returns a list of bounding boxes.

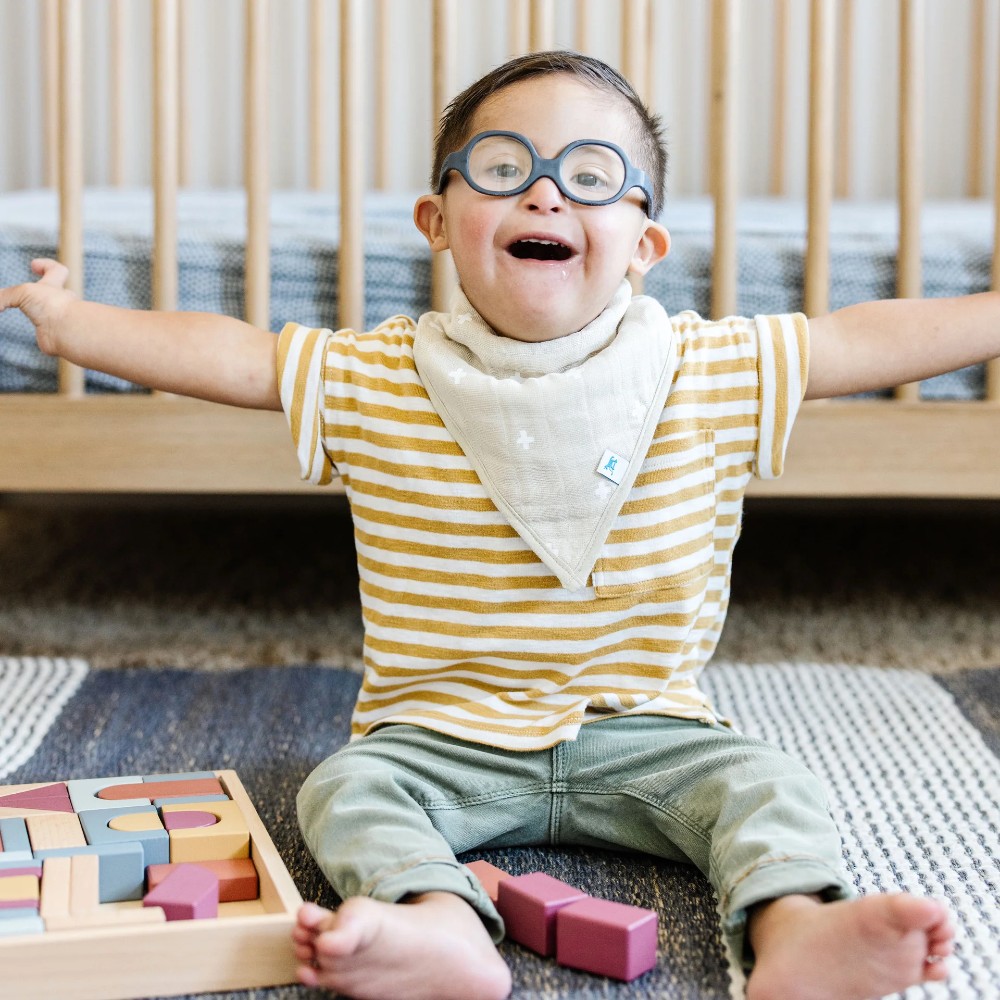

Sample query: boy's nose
[521,176,565,211]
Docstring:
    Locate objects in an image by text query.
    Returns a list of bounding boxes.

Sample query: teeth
[523,239,560,246]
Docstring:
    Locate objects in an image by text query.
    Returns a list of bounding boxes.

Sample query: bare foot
[292,893,512,1000]
[746,892,954,1000]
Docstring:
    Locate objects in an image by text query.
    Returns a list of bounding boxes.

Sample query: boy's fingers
[31,258,69,287]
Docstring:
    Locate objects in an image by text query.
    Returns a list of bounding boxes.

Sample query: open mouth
[507,238,575,262]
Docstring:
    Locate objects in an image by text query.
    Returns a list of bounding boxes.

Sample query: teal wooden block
[0,906,40,920]
[67,776,148,813]
[0,818,32,862]
[34,841,145,902]
[79,806,169,869]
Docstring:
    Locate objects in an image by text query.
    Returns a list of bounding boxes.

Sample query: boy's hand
[0,258,77,356]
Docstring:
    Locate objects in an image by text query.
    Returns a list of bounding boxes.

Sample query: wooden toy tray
[0,769,302,1000]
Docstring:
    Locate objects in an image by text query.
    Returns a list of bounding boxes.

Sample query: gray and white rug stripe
[0,656,88,779]
[703,663,1000,1000]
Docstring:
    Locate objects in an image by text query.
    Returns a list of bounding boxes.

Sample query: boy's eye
[491,162,523,180]
[569,171,610,191]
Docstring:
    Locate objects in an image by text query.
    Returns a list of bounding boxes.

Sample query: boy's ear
[413,194,450,251]
[627,220,670,276]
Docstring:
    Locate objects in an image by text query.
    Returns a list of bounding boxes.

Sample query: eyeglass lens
[467,134,627,202]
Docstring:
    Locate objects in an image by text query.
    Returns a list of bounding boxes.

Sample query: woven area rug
[1,657,998,1000]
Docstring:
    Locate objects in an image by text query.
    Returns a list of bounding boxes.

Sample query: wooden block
[162,810,218,832]
[0,912,44,936]
[143,771,218,782]
[68,854,100,916]
[146,858,259,903]
[39,856,71,922]
[35,842,145,903]
[0,905,40,919]
[107,811,165,834]
[0,875,39,904]
[78,807,169,868]
[161,801,249,863]
[556,897,658,981]
[496,873,589,957]
[67,776,148,813]
[0,783,73,815]
[152,794,228,808]
[143,864,219,921]
[26,813,86,852]
[0,864,42,878]
[465,860,511,903]
[0,817,34,862]
[98,778,225,803]
[45,905,167,931]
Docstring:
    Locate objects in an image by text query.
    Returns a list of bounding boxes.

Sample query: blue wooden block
[151,793,228,808]
[67,776,148,813]
[0,818,32,862]
[78,807,169,869]
[34,841,145,902]
[0,912,44,936]
[0,905,40,920]
[0,861,42,876]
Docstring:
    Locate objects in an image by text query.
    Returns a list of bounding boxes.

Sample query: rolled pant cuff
[368,859,505,944]
[721,857,853,970]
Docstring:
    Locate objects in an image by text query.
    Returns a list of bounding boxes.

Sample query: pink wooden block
[495,873,588,956]
[161,810,219,832]
[142,863,219,921]
[465,860,511,903]
[555,897,658,981]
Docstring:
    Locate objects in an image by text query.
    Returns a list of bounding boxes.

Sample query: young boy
[4,49,995,1000]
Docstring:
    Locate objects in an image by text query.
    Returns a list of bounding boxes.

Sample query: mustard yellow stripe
[327,339,419,373]
[652,413,759,439]
[619,479,715,517]
[357,551,557,590]
[324,422,465,457]
[348,478,497,512]
[324,367,432,398]
[598,534,711,574]
[360,711,582,741]
[662,386,756,408]
[606,505,714,545]
[350,502,518,539]
[354,527,538,565]
[793,313,810,391]
[768,316,790,474]
[364,634,689,666]
[631,457,711,490]
[323,395,447,428]
[339,451,481,485]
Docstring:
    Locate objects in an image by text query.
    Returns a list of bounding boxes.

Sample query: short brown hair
[431,50,668,218]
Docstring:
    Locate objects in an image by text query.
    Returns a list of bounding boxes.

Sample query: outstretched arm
[0,258,282,410]
[805,291,1000,400]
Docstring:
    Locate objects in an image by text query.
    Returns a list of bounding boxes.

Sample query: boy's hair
[431,50,668,218]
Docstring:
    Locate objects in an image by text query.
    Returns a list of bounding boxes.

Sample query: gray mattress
[0,188,992,398]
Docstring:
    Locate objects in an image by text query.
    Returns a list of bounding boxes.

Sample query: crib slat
[152,0,179,318]
[769,0,789,196]
[340,0,365,330]
[710,0,739,320]
[529,0,554,52]
[431,0,458,314]
[623,0,650,296]
[42,0,59,189]
[834,0,854,198]
[309,0,327,190]
[509,0,529,55]
[575,0,592,54]
[989,5,1000,403]
[805,0,835,318]
[374,0,392,190]
[109,0,126,187]
[966,0,987,197]
[245,0,271,331]
[896,0,924,402]
[57,0,84,397]
[178,0,190,187]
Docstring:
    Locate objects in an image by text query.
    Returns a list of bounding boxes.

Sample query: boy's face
[415,75,670,343]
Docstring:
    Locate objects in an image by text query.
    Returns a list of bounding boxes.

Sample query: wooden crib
[2,0,1000,499]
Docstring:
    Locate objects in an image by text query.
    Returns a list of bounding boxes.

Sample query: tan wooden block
[107,812,164,834]
[0,874,39,903]
[69,854,100,916]
[45,905,167,931]
[39,856,71,921]
[26,813,86,852]
[161,801,250,863]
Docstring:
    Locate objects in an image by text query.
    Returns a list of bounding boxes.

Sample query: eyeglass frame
[436,130,656,217]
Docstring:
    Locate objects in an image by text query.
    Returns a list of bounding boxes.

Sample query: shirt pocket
[591,428,717,599]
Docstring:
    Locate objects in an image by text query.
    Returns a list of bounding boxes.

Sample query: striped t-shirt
[277,306,808,751]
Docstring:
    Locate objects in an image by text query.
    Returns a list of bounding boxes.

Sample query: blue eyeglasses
[437,130,655,216]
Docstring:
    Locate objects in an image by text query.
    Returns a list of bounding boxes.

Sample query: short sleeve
[752,313,809,479]
[275,322,337,485]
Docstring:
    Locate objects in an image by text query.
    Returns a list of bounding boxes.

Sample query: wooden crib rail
[8,0,1000,500]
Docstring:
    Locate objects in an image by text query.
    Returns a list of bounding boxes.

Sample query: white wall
[0,0,996,201]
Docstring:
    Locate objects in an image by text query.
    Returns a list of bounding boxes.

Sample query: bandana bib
[413,281,678,591]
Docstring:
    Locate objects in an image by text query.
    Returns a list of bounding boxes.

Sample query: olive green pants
[297,715,852,968]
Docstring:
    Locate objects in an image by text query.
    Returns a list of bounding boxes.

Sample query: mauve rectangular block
[496,872,589,956]
[556,896,658,981]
